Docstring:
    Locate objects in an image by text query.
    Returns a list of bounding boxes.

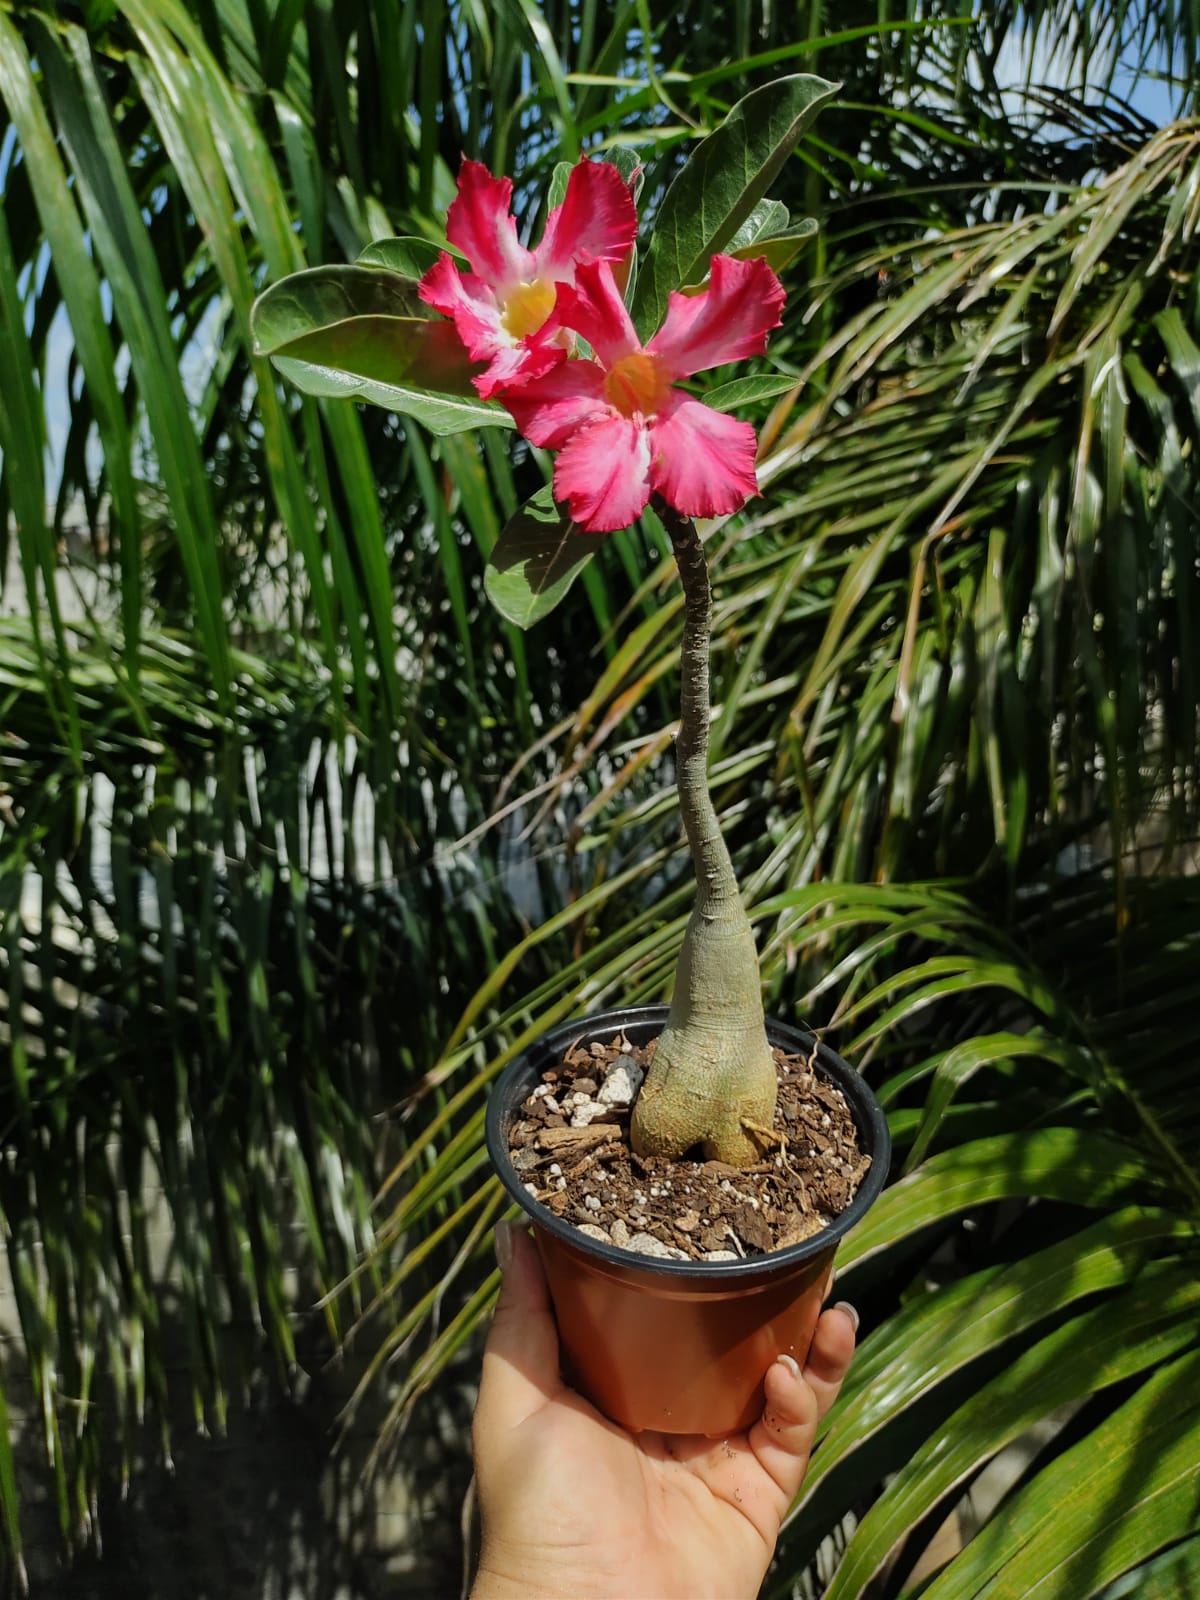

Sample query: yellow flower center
[602,351,670,418]
[501,278,558,339]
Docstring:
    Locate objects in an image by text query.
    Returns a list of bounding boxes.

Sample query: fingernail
[776,1352,801,1379]
[494,1219,513,1272]
[833,1300,860,1333]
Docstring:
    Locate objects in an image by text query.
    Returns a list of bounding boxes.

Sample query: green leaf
[36,17,233,704]
[728,219,817,274]
[0,1378,25,1589]
[273,313,478,392]
[600,145,644,200]
[632,74,838,336]
[251,263,433,346]
[1099,1539,1200,1600]
[703,374,798,410]
[0,8,143,668]
[549,149,643,215]
[356,235,446,277]
[798,1209,1189,1513]
[711,201,817,276]
[270,355,510,435]
[821,1268,1200,1599]
[840,1128,1157,1274]
[251,263,505,427]
[901,1031,1082,1174]
[546,159,573,211]
[484,488,600,628]
[922,1347,1200,1600]
[726,198,791,247]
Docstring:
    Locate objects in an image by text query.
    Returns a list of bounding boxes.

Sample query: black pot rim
[485,1004,892,1280]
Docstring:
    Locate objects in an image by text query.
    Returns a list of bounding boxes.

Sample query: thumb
[475,1221,564,1430]
[747,1304,857,1521]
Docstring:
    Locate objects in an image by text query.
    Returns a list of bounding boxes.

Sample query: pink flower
[500,254,786,533]
[419,158,638,401]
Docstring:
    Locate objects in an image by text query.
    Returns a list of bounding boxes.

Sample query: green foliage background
[0,1,1197,1595]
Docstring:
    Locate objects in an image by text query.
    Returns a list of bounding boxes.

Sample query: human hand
[470,1220,857,1600]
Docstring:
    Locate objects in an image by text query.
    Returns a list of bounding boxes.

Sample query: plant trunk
[629,505,777,1167]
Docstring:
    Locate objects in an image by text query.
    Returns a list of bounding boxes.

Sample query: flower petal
[474,337,565,401]
[537,159,638,282]
[649,394,760,518]
[554,258,640,368]
[554,414,652,533]
[500,360,610,447]
[647,254,785,380]
[419,253,505,362]
[445,158,534,290]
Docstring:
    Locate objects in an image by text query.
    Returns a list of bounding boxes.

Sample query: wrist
[472,1543,615,1600]
[471,1562,570,1600]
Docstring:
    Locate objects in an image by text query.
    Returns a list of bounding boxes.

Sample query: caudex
[629,502,777,1167]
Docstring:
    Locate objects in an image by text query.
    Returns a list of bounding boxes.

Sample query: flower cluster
[421,158,786,535]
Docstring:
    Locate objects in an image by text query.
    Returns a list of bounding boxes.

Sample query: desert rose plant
[251,75,839,1173]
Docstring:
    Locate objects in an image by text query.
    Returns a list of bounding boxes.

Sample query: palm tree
[0,1,1197,1593]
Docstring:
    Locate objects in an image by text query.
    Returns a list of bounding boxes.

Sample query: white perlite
[598,1054,644,1108]
[624,1231,689,1262]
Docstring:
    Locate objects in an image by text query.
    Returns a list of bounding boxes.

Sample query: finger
[803,1302,858,1422]
[475,1221,563,1430]
[745,1353,821,1517]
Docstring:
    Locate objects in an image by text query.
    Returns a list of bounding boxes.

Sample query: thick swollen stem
[629,505,777,1167]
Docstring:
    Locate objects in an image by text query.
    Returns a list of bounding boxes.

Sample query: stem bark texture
[629,506,777,1166]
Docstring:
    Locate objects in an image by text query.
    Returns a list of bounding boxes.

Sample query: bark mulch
[506,1032,870,1262]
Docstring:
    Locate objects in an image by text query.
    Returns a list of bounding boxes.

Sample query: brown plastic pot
[485,1004,890,1436]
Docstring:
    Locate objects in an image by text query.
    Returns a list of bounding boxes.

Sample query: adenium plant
[251,75,838,1170]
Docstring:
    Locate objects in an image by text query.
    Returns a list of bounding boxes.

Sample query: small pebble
[625,1232,689,1262]
[703,1250,739,1262]
[577,1223,611,1243]
[548,1163,562,1177]
[610,1218,630,1247]
[598,1057,644,1108]
[542,1095,560,1115]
